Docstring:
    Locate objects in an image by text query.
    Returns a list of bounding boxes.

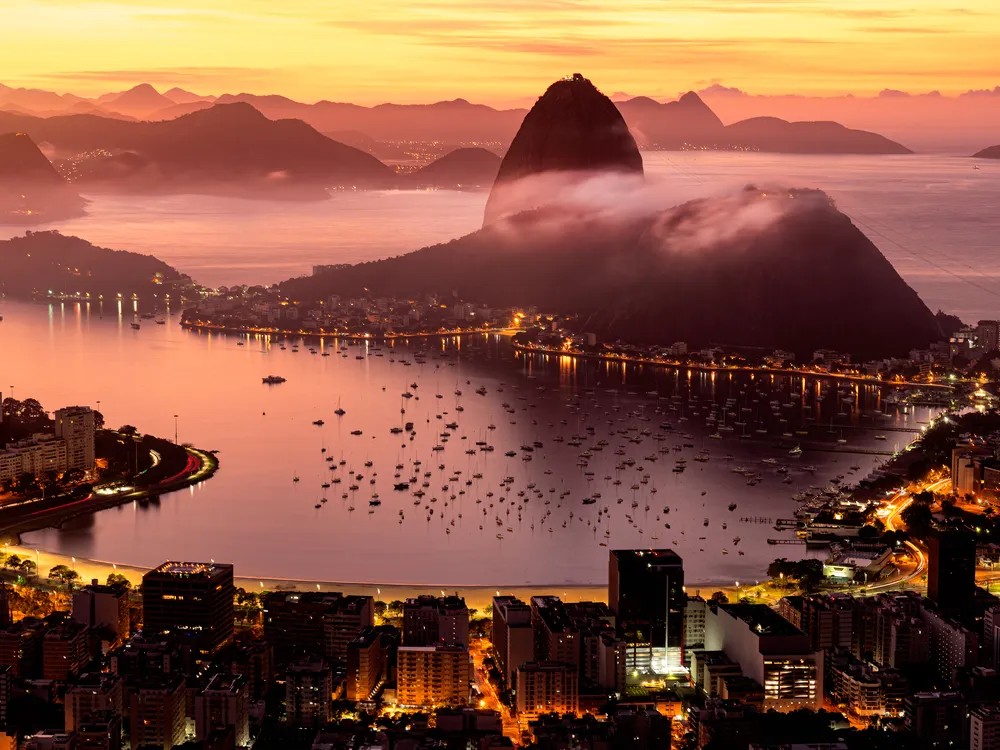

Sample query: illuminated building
[0,435,68,482]
[54,405,96,472]
[491,596,532,688]
[64,673,124,733]
[128,675,186,750]
[515,661,579,722]
[530,596,579,667]
[396,645,472,709]
[608,549,685,678]
[402,595,469,647]
[42,617,89,682]
[704,603,822,710]
[346,626,393,702]
[75,710,123,750]
[194,673,250,747]
[262,592,373,665]
[141,562,235,661]
[285,660,332,728]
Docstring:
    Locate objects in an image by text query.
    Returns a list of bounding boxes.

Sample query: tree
[373,600,388,617]
[20,398,45,421]
[5,554,21,570]
[106,573,131,588]
[710,591,729,604]
[387,599,404,615]
[48,564,78,585]
[901,503,934,535]
[118,425,138,436]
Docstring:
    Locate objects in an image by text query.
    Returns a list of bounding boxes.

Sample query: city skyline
[2,0,999,105]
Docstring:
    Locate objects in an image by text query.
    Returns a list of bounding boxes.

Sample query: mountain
[99,84,177,118]
[617,92,725,148]
[0,103,394,196]
[719,117,912,154]
[281,188,939,358]
[0,83,85,112]
[0,230,194,300]
[0,132,85,224]
[484,74,643,225]
[148,101,214,121]
[973,145,1000,158]
[163,87,214,104]
[405,147,501,189]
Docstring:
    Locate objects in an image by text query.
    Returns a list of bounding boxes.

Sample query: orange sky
[1,0,998,105]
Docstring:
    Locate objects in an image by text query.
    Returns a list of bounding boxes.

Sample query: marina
[2,298,940,587]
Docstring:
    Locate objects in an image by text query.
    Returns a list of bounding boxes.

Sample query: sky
[1,0,998,105]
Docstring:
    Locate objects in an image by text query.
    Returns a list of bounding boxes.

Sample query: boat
[789,446,802,457]
[262,375,286,384]
[313,419,325,426]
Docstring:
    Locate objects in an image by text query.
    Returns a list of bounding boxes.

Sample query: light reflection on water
[3,300,936,586]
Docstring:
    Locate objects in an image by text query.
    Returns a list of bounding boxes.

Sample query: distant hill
[281,188,940,358]
[485,75,642,224]
[719,117,912,154]
[0,132,85,224]
[405,147,501,189]
[97,84,176,118]
[973,145,1000,158]
[0,230,194,300]
[163,87,214,105]
[0,103,395,197]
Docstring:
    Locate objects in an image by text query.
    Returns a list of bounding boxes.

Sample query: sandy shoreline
[6,543,746,611]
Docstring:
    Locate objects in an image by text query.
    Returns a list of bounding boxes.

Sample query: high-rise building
[978,320,1000,354]
[64,673,124,732]
[971,705,1000,750]
[402,595,469,647]
[927,530,976,615]
[43,617,90,681]
[285,660,332,728]
[72,579,130,648]
[530,596,579,667]
[492,596,533,688]
[128,675,186,750]
[0,619,44,677]
[905,691,968,750]
[75,710,123,750]
[515,661,579,722]
[0,584,10,629]
[704,603,822,710]
[54,406,96,473]
[608,548,685,676]
[263,592,372,665]
[0,665,9,728]
[141,562,235,660]
[396,645,471,709]
[194,673,250,748]
[346,626,388,702]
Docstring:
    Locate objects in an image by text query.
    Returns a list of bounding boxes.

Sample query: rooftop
[720,603,805,637]
[149,561,232,579]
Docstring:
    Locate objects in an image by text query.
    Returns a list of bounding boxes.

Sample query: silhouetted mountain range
[0,132,85,223]
[1,82,916,155]
[0,102,394,197]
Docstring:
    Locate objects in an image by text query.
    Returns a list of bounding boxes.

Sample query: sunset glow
[2,0,998,103]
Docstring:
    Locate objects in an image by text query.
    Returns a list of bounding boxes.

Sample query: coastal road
[865,477,950,594]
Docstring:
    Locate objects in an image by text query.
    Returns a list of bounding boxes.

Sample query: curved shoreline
[0,443,218,541]
[512,342,955,390]
[180,320,519,340]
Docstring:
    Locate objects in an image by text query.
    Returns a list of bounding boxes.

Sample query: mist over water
[2,152,998,318]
